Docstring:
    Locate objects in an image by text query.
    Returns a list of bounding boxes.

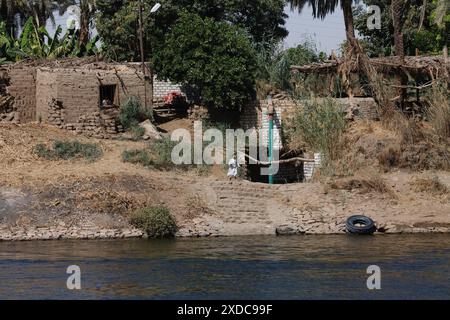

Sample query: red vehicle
[163,91,186,107]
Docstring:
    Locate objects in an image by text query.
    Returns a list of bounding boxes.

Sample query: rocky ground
[1,123,449,240]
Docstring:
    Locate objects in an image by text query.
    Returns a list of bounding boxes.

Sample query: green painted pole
[268,95,274,185]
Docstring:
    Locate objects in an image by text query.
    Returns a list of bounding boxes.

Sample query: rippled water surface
[0,235,449,299]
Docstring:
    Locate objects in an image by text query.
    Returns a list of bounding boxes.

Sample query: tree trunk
[340,0,397,120]
[391,0,407,109]
[79,13,90,46]
[78,1,90,46]
[342,0,357,97]
[1,0,16,37]
[342,0,356,41]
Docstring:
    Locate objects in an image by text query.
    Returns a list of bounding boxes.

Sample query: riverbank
[2,173,450,241]
[1,124,449,241]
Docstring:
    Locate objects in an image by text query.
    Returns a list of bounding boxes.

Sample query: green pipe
[267,95,274,185]
[268,116,274,185]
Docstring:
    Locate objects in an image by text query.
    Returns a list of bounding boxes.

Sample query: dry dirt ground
[0,123,449,239]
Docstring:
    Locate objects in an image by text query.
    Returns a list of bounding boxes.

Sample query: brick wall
[241,98,300,130]
[153,76,183,99]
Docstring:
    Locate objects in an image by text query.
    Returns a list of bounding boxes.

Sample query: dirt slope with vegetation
[0,123,449,240]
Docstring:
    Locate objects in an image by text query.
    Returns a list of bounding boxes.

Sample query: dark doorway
[99,84,117,107]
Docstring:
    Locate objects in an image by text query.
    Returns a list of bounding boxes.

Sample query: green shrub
[35,140,103,161]
[122,138,177,169]
[119,96,154,129]
[122,149,152,166]
[287,98,347,160]
[122,137,214,176]
[130,206,178,238]
[130,124,146,140]
[149,138,178,168]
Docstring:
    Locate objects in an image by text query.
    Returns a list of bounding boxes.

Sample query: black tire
[346,215,376,235]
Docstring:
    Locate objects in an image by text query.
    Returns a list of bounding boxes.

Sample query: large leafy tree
[96,0,288,61]
[153,12,258,110]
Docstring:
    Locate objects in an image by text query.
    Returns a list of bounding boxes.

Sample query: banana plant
[0,17,100,63]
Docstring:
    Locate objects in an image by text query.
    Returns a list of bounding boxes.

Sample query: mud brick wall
[36,69,58,123]
[7,65,36,123]
[35,67,151,124]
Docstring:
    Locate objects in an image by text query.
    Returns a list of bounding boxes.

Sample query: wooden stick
[239,151,315,165]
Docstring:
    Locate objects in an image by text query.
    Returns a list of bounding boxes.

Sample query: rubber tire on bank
[346,215,376,235]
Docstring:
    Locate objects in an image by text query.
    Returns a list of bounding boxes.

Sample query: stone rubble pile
[0,70,18,124]
[47,99,64,127]
[0,226,144,241]
[187,105,209,121]
[64,107,124,139]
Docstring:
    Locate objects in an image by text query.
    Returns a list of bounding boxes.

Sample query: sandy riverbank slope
[1,124,449,240]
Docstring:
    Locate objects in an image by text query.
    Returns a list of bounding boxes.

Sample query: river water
[0,235,449,300]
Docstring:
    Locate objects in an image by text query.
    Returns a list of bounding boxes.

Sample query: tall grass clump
[130,205,178,238]
[35,140,102,161]
[288,98,347,160]
[425,82,450,141]
[119,96,154,129]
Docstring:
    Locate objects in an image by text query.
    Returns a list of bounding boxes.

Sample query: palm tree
[77,0,96,46]
[289,0,397,118]
[289,0,357,43]
[14,0,59,28]
[58,0,96,46]
[1,0,20,37]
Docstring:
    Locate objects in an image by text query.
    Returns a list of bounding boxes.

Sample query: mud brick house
[0,58,186,137]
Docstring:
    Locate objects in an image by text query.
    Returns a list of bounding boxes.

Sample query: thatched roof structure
[291,55,450,80]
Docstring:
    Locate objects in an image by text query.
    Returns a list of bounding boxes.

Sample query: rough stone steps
[209,181,278,190]
[216,205,266,211]
[207,181,275,224]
